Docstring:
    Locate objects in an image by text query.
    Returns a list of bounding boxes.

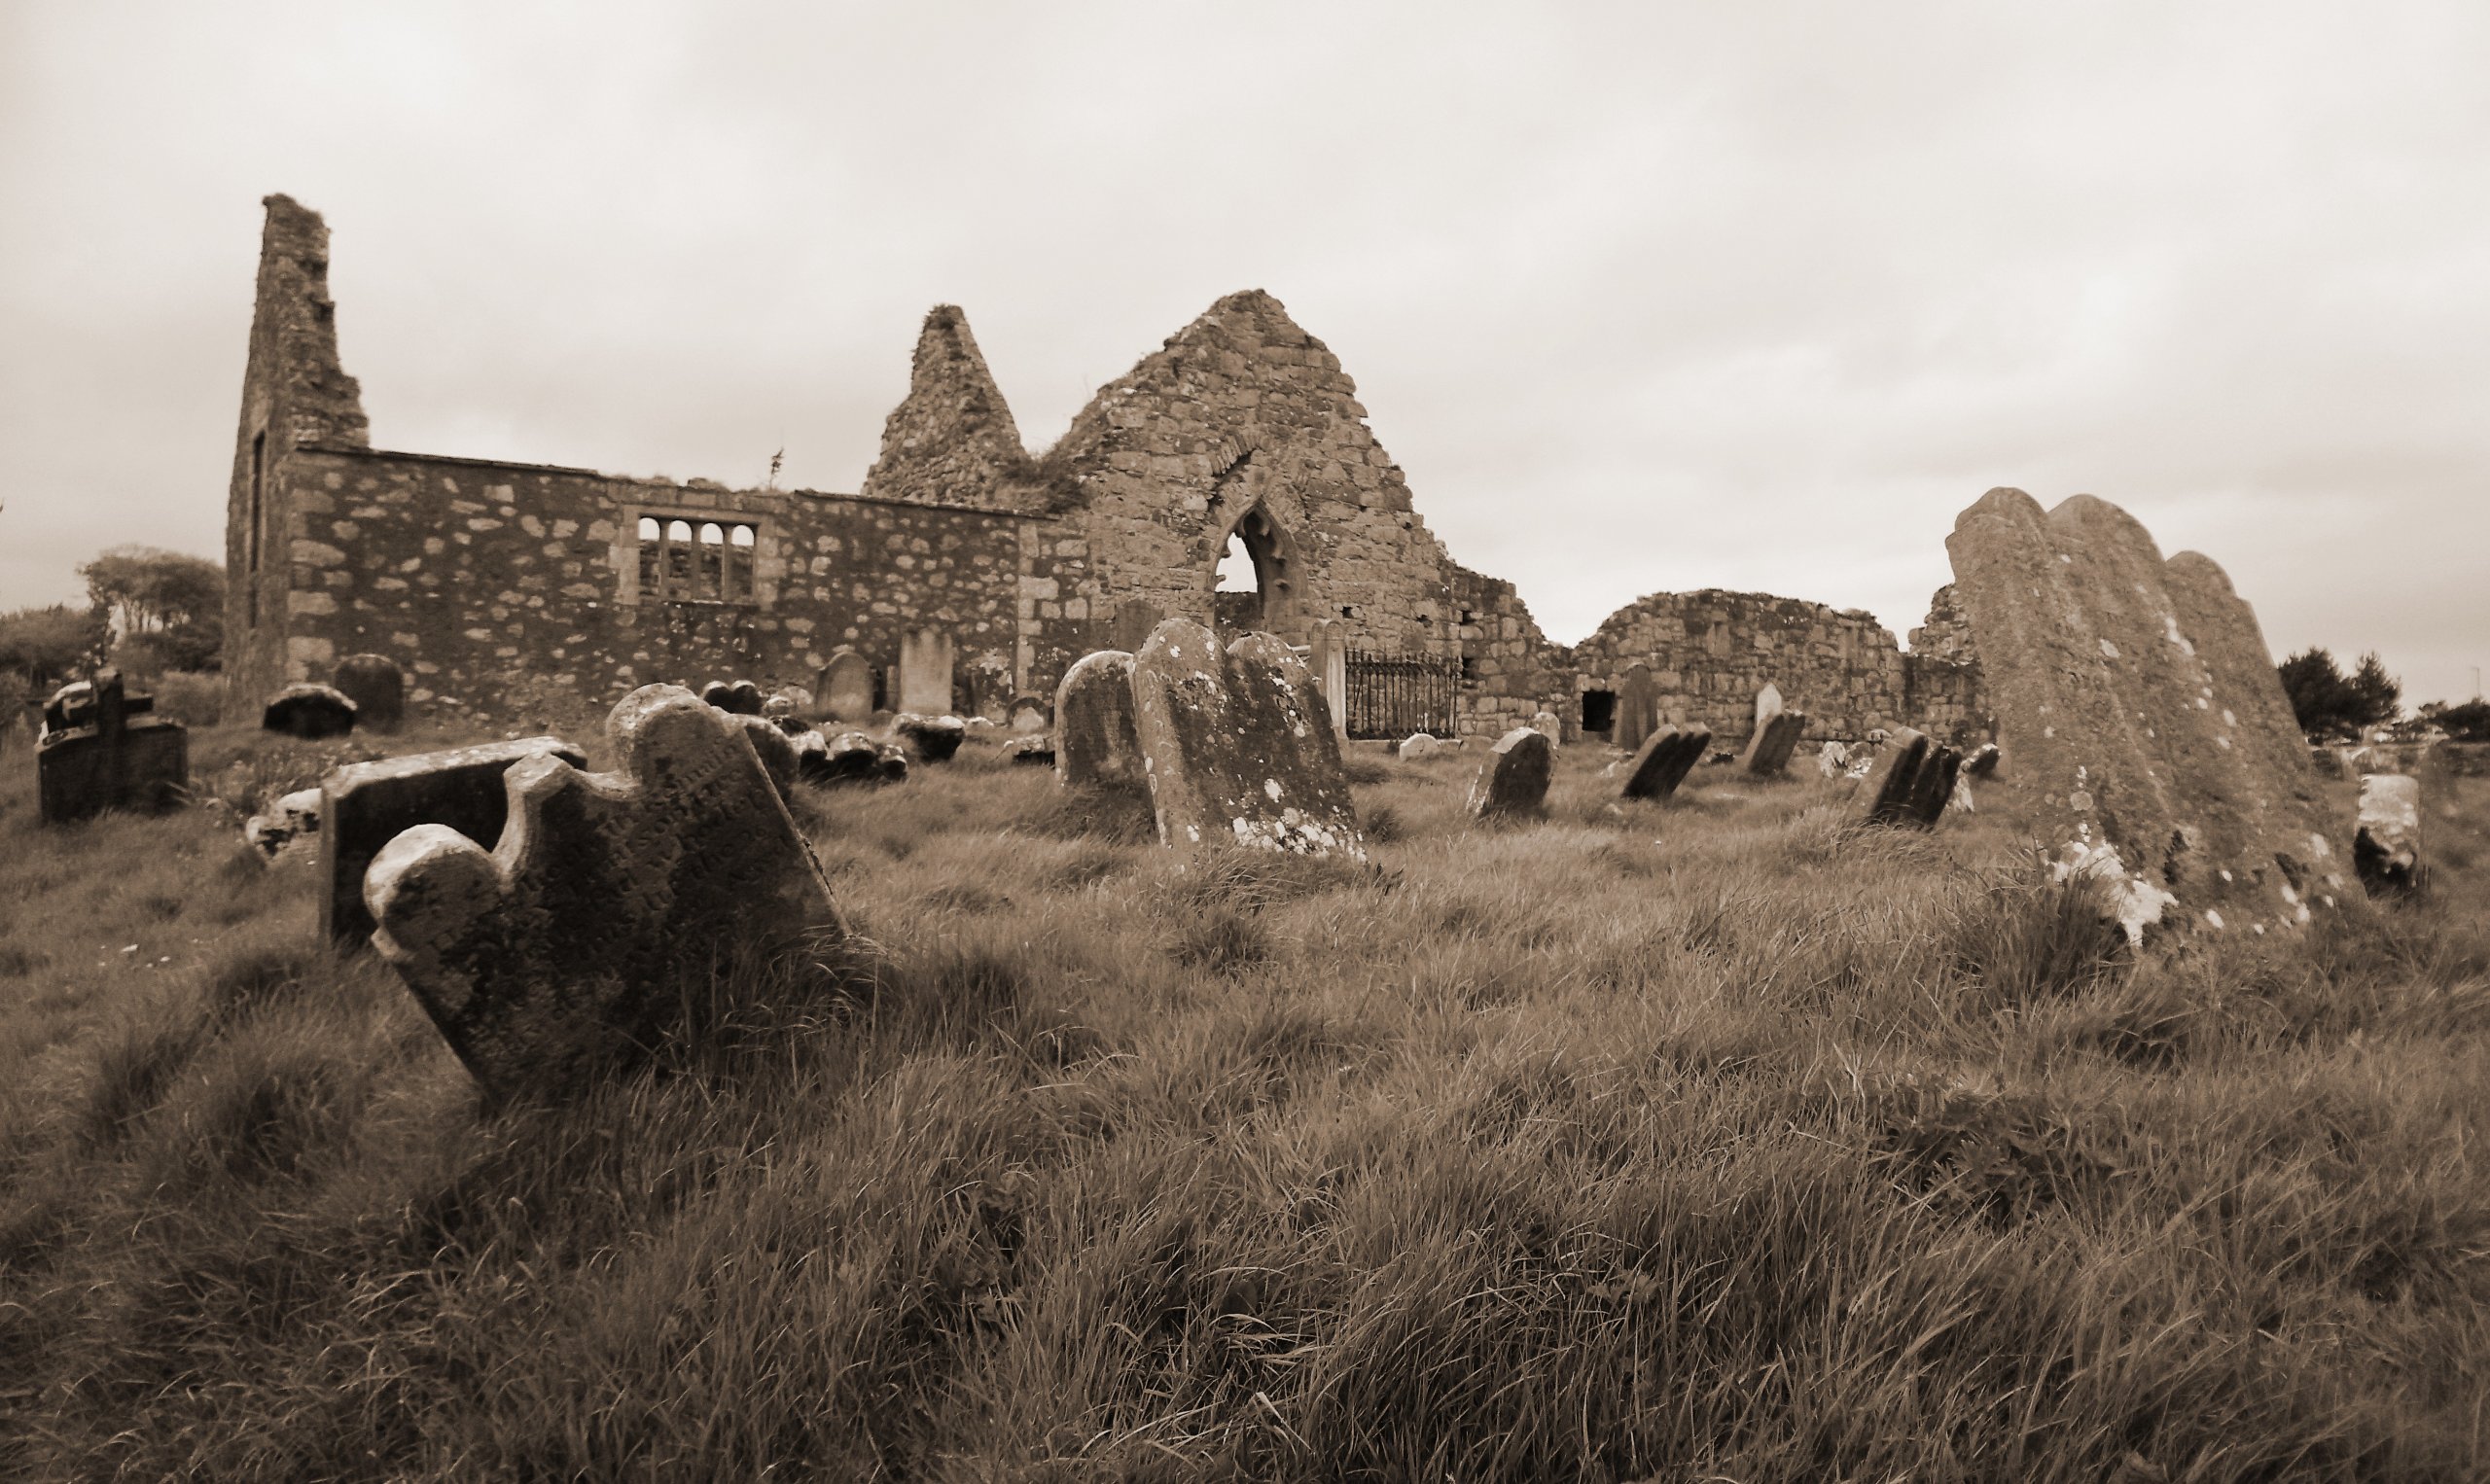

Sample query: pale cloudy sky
[3,2,2483,703]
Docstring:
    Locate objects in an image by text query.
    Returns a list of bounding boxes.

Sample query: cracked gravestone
[1128,618,1365,860]
[263,683,357,738]
[1854,725,1960,829]
[1739,709,1807,776]
[1946,488,2345,935]
[1055,650,1145,792]
[364,686,846,1099]
[332,654,406,730]
[1467,726,1554,821]
[317,736,587,946]
[1618,725,1711,800]
[37,670,188,825]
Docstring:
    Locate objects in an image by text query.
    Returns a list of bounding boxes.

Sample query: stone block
[1056,650,1144,792]
[1946,488,2345,932]
[1467,726,1553,821]
[1738,709,1806,776]
[317,735,587,946]
[1619,725,1711,800]
[1128,618,1365,859]
[1854,725,1960,830]
[331,654,406,729]
[893,713,966,761]
[263,683,357,738]
[364,686,844,1098]
[2354,773,2424,897]
[36,671,187,825]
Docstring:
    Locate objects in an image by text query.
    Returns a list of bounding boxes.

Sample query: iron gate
[1342,650,1460,739]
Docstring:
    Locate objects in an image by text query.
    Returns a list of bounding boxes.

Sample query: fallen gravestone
[1963,742,2001,779]
[1618,725,1711,800]
[2354,773,2424,897]
[1616,664,1658,754]
[1854,725,1962,830]
[263,683,357,739]
[1738,709,1807,776]
[893,713,966,762]
[700,679,765,716]
[1467,726,1554,821]
[1056,650,1145,792]
[37,670,188,825]
[246,787,324,864]
[331,654,406,730]
[364,686,845,1098]
[1947,487,2345,936]
[317,736,587,946]
[1128,618,1366,859]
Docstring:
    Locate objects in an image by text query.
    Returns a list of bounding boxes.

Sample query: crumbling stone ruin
[221,195,1998,749]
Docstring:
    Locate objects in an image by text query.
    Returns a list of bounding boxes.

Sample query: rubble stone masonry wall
[1574,589,1916,745]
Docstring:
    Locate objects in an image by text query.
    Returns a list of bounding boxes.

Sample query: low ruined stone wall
[1447,563,1574,738]
[1572,588,1920,744]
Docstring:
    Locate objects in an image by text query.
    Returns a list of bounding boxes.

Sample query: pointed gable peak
[858,303,1030,510]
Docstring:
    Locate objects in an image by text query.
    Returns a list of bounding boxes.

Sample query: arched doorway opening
[1210,502,1296,634]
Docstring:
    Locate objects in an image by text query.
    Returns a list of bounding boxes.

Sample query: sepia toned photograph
[2,4,2484,1478]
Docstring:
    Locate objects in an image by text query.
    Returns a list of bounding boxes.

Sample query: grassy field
[1,721,2484,1480]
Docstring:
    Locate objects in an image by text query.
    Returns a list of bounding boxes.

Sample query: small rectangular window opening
[638,515,758,602]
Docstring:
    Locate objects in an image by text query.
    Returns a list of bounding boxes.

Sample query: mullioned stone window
[635,515,759,604]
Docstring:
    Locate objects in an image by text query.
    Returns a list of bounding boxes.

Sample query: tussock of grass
[0,725,2484,1477]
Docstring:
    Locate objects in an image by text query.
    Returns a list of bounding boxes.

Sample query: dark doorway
[1581,689,1617,735]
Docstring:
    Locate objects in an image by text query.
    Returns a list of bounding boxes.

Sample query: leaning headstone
[2354,774,2424,897]
[1397,732,1441,761]
[1615,665,1659,754]
[700,680,765,716]
[1854,725,1961,830]
[331,654,406,730]
[893,713,966,762]
[38,670,188,825]
[1947,488,2346,933]
[1963,742,2001,778]
[1529,711,1562,747]
[820,651,874,722]
[263,683,357,739]
[1738,709,1807,776]
[1007,692,1050,735]
[317,736,587,946]
[364,686,845,1099]
[1618,725,1712,800]
[1127,618,1366,859]
[1056,650,1145,792]
[1467,726,1554,821]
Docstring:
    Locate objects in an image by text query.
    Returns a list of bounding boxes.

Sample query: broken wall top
[245,194,370,451]
[1944,487,2341,934]
[857,304,1034,513]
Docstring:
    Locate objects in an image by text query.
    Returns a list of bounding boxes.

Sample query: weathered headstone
[762,693,797,721]
[1128,618,1366,859]
[1110,599,1164,654]
[364,686,844,1098]
[893,713,966,762]
[1467,726,1554,821]
[1618,725,1711,800]
[1616,664,1659,754]
[1056,650,1145,792]
[1738,709,1807,776]
[1816,740,1849,777]
[331,654,406,730]
[1754,683,1784,728]
[1311,619,1349,742]
[246,787,324,864]
[263,683,357,739]
[1963,742,2001,778]
[1398,732,1442,761]
[2353,773,2424,897]
[896,628,954,717]
[1529,711,1563,747]
[317,736,587,946]
[37,670,188,825]
[700,679,765,716]
[820,651,874,722]
[1947,488,2345,934]
[1854,725,1961,830]
[1007,692,1050,735]
[732,713,800,795]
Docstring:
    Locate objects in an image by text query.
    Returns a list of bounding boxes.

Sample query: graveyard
[2,679,2485,1478]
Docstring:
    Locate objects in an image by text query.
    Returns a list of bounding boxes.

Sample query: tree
[2432,699,2490,742]
[78,546,224,675]
[0,603,103,703]
[2277,647,2401,738]
[2345,653,2401,730]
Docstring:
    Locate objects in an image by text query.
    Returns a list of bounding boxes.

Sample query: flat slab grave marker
[1128,618,1365,859]
[1468,726,1554,821]
[1946,488,2344,934]
[1056,650,1145,792]
[1854,725,1961,830]
[36,670,187,825]
[364,685,846,1098]
[1619,725,1712,800]
[318,736,587,946]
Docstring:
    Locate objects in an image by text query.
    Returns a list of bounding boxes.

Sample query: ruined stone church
[224,195,1984,744]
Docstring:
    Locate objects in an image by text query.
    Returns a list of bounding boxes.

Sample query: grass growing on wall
[1,725,2485,1479]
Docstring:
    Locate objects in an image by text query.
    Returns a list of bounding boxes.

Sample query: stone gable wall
[856,305,1033,514]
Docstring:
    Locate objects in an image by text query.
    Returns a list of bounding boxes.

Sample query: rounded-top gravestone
[263,683,357,739]
[331,654,406,730]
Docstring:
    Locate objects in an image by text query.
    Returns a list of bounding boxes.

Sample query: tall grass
[0,724,2483,1478]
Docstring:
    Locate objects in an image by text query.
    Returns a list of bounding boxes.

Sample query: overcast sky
[3,2,2482,703]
